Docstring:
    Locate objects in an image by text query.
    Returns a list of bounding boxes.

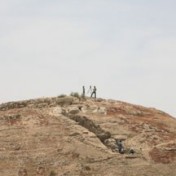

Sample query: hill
[0,96,176,176]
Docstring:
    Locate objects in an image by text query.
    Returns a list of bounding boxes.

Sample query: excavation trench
[64,113,117,151]
[65,114,139,157]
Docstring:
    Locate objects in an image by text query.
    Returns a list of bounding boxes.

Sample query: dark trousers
[91,91,96,98]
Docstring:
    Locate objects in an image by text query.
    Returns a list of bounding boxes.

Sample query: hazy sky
[0,0,176,117]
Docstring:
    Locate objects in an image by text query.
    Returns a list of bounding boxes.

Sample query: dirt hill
[0,96,176,176]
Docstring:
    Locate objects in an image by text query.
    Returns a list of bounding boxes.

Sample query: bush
[70,92,80,98]
[57,94,67,98]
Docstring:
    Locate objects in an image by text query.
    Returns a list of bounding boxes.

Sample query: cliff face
[0,96,176,176]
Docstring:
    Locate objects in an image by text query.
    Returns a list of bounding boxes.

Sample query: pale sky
[0,0,176,117]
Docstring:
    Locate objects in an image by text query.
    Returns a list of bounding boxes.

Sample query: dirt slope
[0,96,176,176]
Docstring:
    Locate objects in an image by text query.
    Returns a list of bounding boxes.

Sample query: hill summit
[0,95,176,176]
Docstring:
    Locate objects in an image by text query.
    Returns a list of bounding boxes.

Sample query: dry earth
[0,96,176,176]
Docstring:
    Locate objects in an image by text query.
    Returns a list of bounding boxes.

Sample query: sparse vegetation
[57,94,67,98]
[70,92,80,99]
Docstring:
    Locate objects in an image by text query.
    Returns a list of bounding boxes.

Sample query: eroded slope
[0,96,176,176]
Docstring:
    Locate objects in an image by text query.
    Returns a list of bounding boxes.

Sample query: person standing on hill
[87,85,92,95]
[82,86,85,98]
[91,86,97,99]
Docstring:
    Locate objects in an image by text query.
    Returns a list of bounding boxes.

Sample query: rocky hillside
[0,96,176,176]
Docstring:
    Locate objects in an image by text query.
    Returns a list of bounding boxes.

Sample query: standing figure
[91,86,97,98]
[87,85,92,95]
[115,139,124,154]
[82,86,85,98]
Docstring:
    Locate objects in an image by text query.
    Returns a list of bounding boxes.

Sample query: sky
[0,0,176,117]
